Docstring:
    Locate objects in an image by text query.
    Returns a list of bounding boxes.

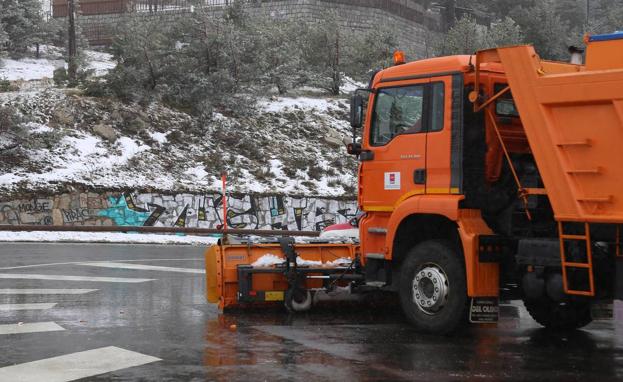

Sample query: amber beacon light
[393,50,406,65]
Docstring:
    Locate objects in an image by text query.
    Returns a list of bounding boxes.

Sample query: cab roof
[373,54,505,86]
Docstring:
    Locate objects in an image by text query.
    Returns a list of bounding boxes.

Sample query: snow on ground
[259,96,340,113]
[0,46,115,81]
[149,131,168,144]
[0,57,64,81]
[340,76,367,94]
[0,87,357,196]
[7,130,150,187]
[0,231,218,245]
[85,50,116,76]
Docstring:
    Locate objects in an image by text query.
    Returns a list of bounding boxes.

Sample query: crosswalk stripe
[0,322,64,335]
[0,258,202,271]
[0,303,56,311]
[0,346,161,382]
[0,274,154,283]
[78,262,205,274]
[0,289,98,295]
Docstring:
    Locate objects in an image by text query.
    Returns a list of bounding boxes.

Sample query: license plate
[469,297,499,323]
[265,291,284,301]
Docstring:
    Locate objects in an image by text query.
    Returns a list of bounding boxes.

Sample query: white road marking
[78,262,205,274]
[0,274,154,283]
[0,258,202,270]
[0,289,98,295]
[0,303,56,311]
[0,322,64,335]
[0,346,161,382]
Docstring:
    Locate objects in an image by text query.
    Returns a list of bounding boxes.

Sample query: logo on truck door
[384,172,401,190]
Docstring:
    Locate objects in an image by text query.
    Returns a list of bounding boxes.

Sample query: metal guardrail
[0,225,320,237]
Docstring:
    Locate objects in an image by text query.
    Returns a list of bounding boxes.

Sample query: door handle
[414,168,426,184]
[359,150,374,162]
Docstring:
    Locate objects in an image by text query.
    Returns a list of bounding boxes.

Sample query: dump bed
[484,40,623,224]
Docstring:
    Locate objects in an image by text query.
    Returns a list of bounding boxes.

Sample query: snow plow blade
[205,239,359,309]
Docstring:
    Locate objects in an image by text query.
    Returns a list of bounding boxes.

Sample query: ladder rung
[560,234,588,240]
[565,289,595,296]
[524,188,547,195]
[563,262,591,268]
[367,227,388,234]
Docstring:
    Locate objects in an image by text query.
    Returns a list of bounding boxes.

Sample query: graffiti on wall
[0,192,358,231]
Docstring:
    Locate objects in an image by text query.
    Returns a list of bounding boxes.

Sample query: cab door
[359,79,430,212]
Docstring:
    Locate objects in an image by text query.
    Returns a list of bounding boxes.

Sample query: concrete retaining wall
[0,192,357,231]
[74,0,438,58]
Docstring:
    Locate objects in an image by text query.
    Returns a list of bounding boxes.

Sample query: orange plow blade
[205,241,359,309]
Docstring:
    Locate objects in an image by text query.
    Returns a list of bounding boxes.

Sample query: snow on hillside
[0,48,358,197]
[0,89,357,197]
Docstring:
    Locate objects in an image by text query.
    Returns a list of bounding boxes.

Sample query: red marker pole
[221,172,227,232]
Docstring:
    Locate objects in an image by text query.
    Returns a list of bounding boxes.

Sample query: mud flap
[469,297,499,323]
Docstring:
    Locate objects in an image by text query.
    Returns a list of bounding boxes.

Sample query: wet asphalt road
[0,243,622,381]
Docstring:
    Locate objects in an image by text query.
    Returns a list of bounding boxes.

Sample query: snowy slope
[0,47,358,197]
[0,89,358,197]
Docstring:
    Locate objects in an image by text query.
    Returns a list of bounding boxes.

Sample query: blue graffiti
[98,196,151,226]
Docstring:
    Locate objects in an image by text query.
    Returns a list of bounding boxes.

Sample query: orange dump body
[481,42,623,224]
[205,242,358,309]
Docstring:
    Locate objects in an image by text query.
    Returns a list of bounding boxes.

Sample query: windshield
[370,85,424,146]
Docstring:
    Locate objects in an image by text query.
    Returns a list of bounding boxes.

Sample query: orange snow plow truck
[206,33,623,334]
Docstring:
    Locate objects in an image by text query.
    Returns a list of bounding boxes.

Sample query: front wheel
[399,240,468,334]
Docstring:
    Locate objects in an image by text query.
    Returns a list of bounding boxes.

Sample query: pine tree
[483,17,524,48]
[0,23,8,57]
[510,0,571,60]
[0,0,44,56]
[593,0,623,33]
[302,11,347,95]
[345,27,398,80]
[253,18,305,94]
[435,15,485,55]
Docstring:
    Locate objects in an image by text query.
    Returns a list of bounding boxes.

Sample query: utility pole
[586,0,590,29]
[67,0,77,83]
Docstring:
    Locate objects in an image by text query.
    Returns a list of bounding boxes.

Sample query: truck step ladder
[558,221,595,296]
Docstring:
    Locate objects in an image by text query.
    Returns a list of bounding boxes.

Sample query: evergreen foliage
[0,0,44,56]
[510,0,571,60]
[103,4,399,116]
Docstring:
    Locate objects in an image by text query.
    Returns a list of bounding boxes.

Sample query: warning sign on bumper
[469,297,499,323]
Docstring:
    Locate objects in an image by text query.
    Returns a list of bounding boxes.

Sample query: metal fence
[51,0,437,45]
[53,0,257,17]
[52,0,431,21]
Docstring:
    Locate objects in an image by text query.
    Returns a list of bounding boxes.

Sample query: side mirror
[350,94,364,129]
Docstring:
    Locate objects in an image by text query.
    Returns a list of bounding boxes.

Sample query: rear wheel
[523,298,592,330]
[399,240,468,334]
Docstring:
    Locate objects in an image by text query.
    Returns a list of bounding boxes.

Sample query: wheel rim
[412,263,449,315]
